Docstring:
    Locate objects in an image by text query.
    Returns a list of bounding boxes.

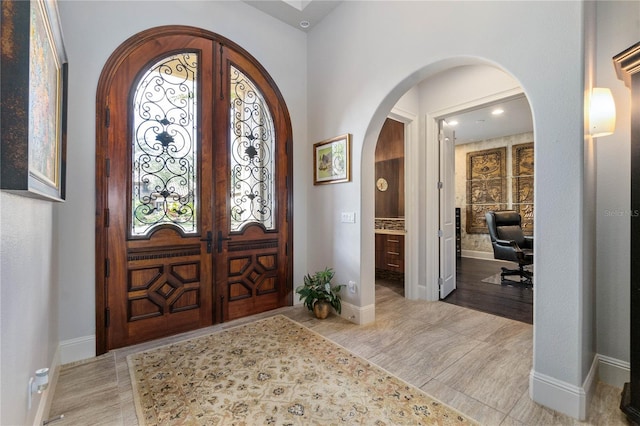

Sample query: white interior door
[439,119,456,299]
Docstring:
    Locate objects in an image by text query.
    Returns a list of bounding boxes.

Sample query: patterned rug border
[127,314,478,425]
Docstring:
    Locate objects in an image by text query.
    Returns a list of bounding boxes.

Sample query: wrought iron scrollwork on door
[229,65,275,232]
[131,52,199,237]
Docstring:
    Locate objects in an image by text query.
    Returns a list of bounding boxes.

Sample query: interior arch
[360,57,535,316]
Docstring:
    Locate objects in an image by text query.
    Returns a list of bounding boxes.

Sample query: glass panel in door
[131,52,199,237]
[229,65,275,232]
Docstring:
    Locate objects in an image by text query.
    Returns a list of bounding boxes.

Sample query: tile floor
[48,283,629,425]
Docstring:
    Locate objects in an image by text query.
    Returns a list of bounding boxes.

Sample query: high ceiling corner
[242,0,342,32]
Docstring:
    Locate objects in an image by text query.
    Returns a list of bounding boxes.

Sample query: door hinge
[438,277,443,288]
[105,258,110,278]
[105,307,110,327]
[105,158,111,177]
[438,131,444,142]
[438,229,443,237]
[437,181,443,189]
[104,208,110,227]
[105,107,110,128]
[285,242,288,255]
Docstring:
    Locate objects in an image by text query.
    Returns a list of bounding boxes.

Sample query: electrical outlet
[348,280,357,294]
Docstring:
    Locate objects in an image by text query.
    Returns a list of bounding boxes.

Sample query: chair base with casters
[485,210,534,286]
[501,265,533,285]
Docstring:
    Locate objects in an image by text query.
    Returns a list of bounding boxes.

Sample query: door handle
[200,231,213,254]
[217,230,232,253]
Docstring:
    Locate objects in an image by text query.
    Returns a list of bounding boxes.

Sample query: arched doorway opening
[360,59,535,322]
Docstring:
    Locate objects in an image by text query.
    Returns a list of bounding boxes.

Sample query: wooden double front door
[95,27,292,353]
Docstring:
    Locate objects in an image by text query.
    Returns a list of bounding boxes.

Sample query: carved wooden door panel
[96,28,292,352]
[214,48,291,322]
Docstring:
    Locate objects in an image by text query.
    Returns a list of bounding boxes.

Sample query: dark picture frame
[1,0,68,201]
[313,133,351,185]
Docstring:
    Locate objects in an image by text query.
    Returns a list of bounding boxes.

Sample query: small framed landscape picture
[313,134,351,185]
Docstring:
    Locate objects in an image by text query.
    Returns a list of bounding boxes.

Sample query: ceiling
[242,0,343,32]
[443,95,533,145]
[242,1,533,143]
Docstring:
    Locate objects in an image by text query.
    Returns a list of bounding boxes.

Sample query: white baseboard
[597,354,630,388]
[340,301,375,325]
[461,250,494,260]
[583,354,599,418]
[60,335,96,364]
[33,346,61,426]
[530,354,630,420]
[529,355,598,421]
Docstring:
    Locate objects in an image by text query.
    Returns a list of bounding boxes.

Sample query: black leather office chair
[485,210,533,285]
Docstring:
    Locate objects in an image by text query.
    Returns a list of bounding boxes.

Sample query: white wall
[55,0,308,356]
[595,0,640,386]
[306,0,591,418]
[1,193,59,425]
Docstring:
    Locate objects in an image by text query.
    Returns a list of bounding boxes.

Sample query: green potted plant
[295,267,345,319]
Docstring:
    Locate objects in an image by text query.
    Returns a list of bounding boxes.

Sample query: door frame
[386,107,418,298]
[424,88,525,301]
[94,25,294,355]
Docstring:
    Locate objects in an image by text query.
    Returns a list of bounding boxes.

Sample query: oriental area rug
[128,315,477,425]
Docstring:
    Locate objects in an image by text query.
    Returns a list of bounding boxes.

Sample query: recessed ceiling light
[492,108,504,115]
[299,20,310,29]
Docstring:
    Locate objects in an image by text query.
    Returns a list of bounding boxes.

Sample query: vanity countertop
[374,229,406,235]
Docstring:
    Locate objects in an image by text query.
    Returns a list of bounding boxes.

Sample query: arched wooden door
[95,26,293,353]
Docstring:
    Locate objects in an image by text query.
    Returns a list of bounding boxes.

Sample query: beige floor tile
[406,298,472,324]
[499,415,526,425]
[48,283,626,426]
[421,378,509,425]
[586,382,628,425]
[434,307,516,341]
[435,341,531,413]
[369,323,483,382]
[49,385,123,426]
[507,388,578,425]
[482,320,533,353]
[508,381,627,426]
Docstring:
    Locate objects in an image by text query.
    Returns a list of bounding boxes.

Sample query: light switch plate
[341,212,356,223]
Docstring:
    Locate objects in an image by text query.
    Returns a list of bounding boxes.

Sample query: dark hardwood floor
[376,256,533,324]
[445,256,533,324]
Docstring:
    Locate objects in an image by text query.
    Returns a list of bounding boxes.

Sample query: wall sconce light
[589,87,616,137]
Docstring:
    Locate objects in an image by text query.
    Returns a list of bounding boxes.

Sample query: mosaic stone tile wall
[374,218,405,230]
